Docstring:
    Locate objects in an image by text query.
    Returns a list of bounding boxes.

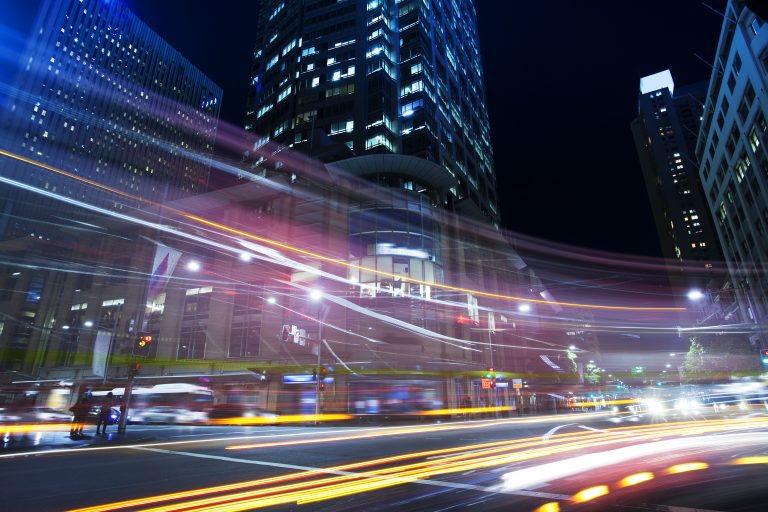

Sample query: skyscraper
[695,0,768,342]
[245,0,498,225]
[0,0,222,239]
[631,69,722,269]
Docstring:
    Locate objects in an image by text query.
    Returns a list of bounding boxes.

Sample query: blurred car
[132,406,207,424]
[208,403,277,425]
[86,405,121,425]
[0,407,23,423]
[28,407,72,423]
[608,401,642,423]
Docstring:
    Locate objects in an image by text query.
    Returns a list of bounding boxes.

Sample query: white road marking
[578,425,614,434]
[130,446,570,500]
[0,428,353,459]
[542,423,575,441]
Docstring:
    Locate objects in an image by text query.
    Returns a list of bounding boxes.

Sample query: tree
[682,333,763,383]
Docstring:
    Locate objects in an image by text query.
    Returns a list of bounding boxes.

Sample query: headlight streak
[732,456,768,465]
[617,471,654,487]
[0,148,686,313]
[664,462,710,474]
[69,417,768,512]
[571,485,609,503]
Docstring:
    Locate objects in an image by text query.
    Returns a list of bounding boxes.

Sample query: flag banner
[92,330,112,377]
[147,244,182,304]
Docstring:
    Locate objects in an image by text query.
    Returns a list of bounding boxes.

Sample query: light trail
[68,417,768,512]
[0,148,686,312]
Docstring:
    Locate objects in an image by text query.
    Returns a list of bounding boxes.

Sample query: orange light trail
[0,148,686,312]
[69,417,768,512]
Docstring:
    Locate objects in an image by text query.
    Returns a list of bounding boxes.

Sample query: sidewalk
[1,424,155,454]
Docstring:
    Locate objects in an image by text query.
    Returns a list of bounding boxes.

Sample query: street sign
[481,378,493,389]
[512,378,523,389]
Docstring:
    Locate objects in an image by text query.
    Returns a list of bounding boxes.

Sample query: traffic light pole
[117,369,135,434]
[314,314,322,425]
[488,327,498,418]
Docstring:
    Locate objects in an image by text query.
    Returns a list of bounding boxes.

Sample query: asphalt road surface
[3,411,768,511]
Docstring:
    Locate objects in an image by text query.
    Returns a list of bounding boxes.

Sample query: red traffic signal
[320,366,328,377]
[128,362,140,377]
[135,333,153,356]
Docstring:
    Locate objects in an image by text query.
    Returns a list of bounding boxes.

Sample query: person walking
[69,393,88,438]
[95,392,113,435]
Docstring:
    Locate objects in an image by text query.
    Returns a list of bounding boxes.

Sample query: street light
[266,296,276,305]
[569,345,576,351]
[518,303,531,313]
[687,289,704,301]
[310,288,323,423]
[186,260,201,272]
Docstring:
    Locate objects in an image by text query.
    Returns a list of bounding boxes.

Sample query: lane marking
[578,425,616,434]
[0,428,353,459]
[130,446,570,500]
[543,424,576,441]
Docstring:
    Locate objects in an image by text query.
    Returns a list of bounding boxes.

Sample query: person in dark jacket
[69,394,88,437]
[95,392,113,435]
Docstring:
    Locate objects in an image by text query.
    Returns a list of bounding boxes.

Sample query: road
[2,411,768,511]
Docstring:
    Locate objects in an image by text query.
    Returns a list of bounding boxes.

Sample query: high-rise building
[0,0,222,239]
[245,0,498,225]
[631,69,723,269]
[695,0,768,342]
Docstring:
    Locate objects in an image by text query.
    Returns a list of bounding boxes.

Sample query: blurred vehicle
[86,405,120,425]
[0,407,23,423]
[92,383,213,424]
[27,407,72,423]
[132,406,207,424]
[608,401,642,423]
[208,403,277,424]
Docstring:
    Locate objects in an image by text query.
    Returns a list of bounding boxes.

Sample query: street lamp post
[310,289,323,424]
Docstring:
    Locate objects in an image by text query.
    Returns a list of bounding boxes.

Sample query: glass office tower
[245,0,498,225]
[0,0,222,239]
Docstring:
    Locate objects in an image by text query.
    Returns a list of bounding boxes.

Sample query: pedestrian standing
[69,393,88,438]
[96,392,113,435]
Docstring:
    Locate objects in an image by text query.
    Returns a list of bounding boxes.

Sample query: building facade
[632,70,723,270]
[0,153,567,414]
[0,0,222,240]
[245,0,498,225]
[695,0,768,344]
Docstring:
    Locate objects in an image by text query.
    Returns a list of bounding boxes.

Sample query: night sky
[124,1,725,256]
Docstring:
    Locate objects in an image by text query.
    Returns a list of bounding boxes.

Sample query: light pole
[310,288,323,424]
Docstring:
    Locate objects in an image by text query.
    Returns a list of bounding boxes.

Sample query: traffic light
[319,382,326,392]
[320,366,328,379]
[485,367,494,379]
[135,333,153,356]
[761,349,768,365]
[128,362,140,378]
